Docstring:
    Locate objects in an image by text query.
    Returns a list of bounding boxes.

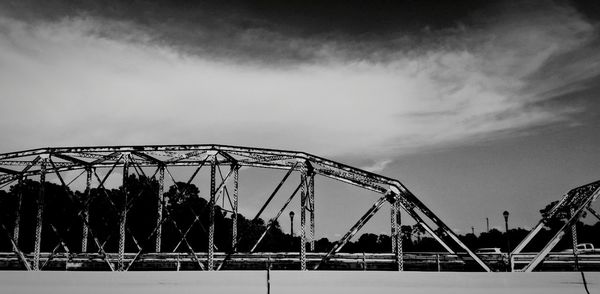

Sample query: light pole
[289,211,295,237]
[503,210,510,271]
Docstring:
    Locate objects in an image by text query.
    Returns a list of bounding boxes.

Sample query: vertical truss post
[118,157,129,271]
[232,167,239,251]
[300,170,307,271]
[12,176,23,248]
[155,165,165,252]
[570,207,579,270]
[81,168,92,252]
[397,206,403,271]
[309,172,315,252]
[208,160,216,271]
[391,200,403,271]
[513,181,600,257]
[33,158,47,271]
[391,202,397,253]
[521,188,599,272]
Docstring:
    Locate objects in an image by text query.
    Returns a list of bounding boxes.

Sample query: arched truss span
[0,144,491,272]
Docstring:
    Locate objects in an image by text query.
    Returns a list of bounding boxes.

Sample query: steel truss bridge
[0,144,597,272]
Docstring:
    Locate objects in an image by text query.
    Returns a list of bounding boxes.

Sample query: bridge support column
[232,167,239,251]
[13,176,23,249]
[118,157,129,271]
[570,207,579,270]
[309,173,315,252]
[33,158,47,271]
[155,165,165,252]
[208,161,216,270]
[81,168,92,252]
[391,203,396,253]
[300,171,307,271]
[391,200,403,271]
[397,204,403,271]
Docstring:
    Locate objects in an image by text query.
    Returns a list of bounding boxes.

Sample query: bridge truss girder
[512,180,600,272]
[0,144,491,272]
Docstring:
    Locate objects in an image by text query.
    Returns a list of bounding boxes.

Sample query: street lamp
[289,211,295,237]
[503,210,511,271]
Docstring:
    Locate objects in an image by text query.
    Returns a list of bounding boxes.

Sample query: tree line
[0,175,598,254]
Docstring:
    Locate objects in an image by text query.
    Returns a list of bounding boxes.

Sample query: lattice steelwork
[512,180,600,272]
[0,144,491,272]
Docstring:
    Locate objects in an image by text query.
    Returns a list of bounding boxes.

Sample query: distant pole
[486,217,489,232]
[503,211,511,271]
[503,211,510,250]
[289,211,295,236]
[471,226,475,235]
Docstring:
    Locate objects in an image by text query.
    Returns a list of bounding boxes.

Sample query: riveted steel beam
[0,144,492,273]
[255,163,298,221]
[521,186,600,272]
[81,168,92,252]
[32,158,47,271]
[208,160,216,271]
[251,180,303,253]
[0,166,20,175]
[155,165,165,252]
[50,153,90,167]
[588,206,600,221]
[232,167,239,251]
[118,156,129,271]
[300,171,307,271]
[513,180,600,257]
[314,192,391,270]
[13,176,23,248]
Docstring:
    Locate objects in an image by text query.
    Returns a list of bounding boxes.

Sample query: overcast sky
[1,0,599,238]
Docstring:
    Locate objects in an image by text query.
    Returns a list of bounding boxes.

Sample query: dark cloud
[569,0,600,21]
[2,0,598,67]
[3,0,491,33]
[0,0,527,64]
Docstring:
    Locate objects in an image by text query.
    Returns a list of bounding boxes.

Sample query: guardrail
[0,252,481,271]
[2,251,597,271]
[511,253,600,271]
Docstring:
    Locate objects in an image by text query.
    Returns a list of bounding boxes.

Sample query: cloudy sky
[1,0,599,237]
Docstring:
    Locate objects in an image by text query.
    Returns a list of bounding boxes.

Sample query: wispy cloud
[0,1,598,164]
[361,160,393,173]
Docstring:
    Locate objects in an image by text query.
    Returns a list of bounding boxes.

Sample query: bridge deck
[0,271,598,294]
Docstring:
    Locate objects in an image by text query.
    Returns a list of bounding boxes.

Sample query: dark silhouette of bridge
[0,145,598,272]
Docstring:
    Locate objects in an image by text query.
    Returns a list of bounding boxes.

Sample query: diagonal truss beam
[520,185,600,272]
[250,180,303,253]
[314,192,392,270]
[513,180,600,258]
[396,187,490,272]
[254,162,298,221]
[0,144,495,272]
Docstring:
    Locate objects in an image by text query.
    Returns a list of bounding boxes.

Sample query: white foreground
[0,271,598,294]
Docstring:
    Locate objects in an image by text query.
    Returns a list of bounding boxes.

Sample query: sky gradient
[0,0,599,237]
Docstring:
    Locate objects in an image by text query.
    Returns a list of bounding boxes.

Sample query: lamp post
[503,210,511,271]
[289,211,295,237]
